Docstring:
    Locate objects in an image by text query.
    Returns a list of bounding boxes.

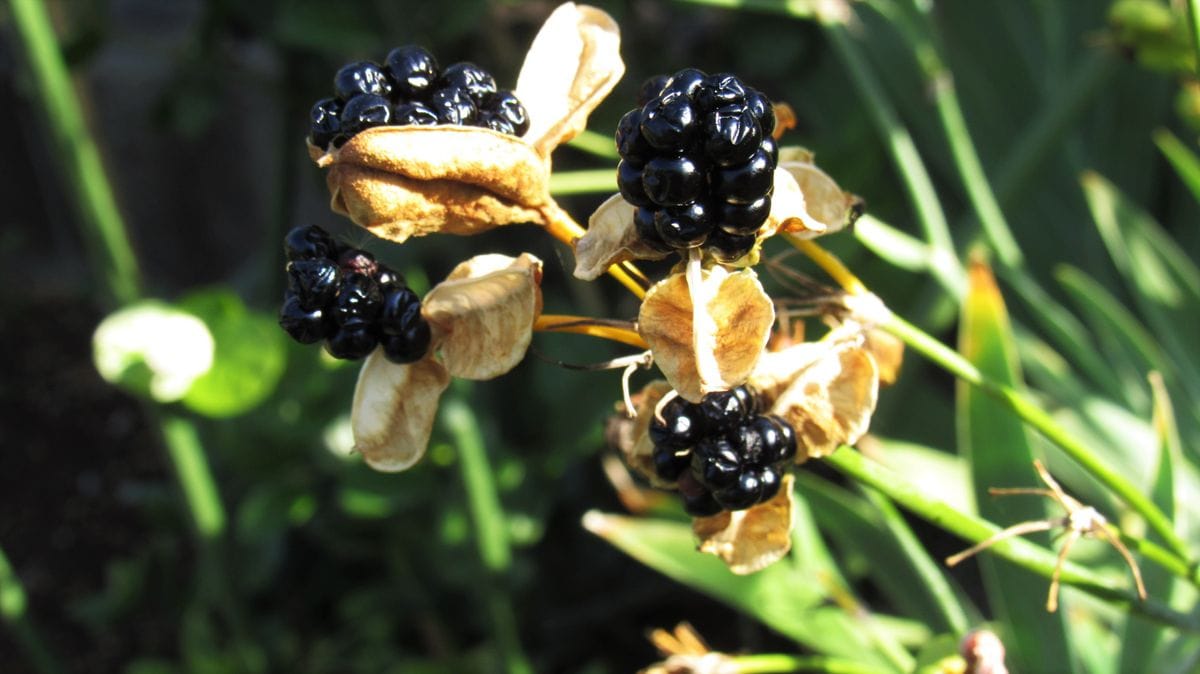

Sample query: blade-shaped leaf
[957,258,1075,673]
[1154,128,1200,206]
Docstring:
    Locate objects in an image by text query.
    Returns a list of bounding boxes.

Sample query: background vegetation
[1,0,1197,672]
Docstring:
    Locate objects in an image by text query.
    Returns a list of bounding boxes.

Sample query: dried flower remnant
[351,253,544,471]
[945,459,1148,612]
[311,3,624,244]
[640,623,738,674]
[692,475,795,574]
[961,630,1009,674]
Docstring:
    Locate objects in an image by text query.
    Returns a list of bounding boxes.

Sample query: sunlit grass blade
[564,129,620,160]
[853,214,934,273]
[1153,128,1200,206]
[582,509,900,670]
[1119,374,1183,670]
[548,169,617,195]
[956,258,1075,673]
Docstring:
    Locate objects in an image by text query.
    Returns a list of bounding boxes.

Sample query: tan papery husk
[777,159,864,236]
[769,341,879,459]
[351,352,451,472]
[693,475,795,574]
[422,253,544,380]
[574,194,670,280]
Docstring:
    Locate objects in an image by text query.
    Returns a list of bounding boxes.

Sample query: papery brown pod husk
[638,266,774,403]
[422,253,543,380]
[614,380,674,487]
[864,327,904,386]
[351,352,452,472]
[768,340,879,459]
[777,159,864,237]
[515,2,624,155]
[692,475,795,574]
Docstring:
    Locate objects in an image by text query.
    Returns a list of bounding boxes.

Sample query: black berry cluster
[648,386,797,516]
[279,225,431,364]
[308,46,530,149]
[616,69,779,263]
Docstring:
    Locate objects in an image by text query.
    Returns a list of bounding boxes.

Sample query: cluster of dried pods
[296,2,900,574]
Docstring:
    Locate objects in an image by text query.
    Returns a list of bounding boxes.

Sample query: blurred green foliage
[4,0,1200,672]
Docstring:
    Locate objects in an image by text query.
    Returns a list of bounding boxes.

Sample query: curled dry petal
[692,475,795,574]
[777,159,864,237]
[769,340,879,459]
[574,194,671,280]
[422,253,543,380]
[864,327,904,386]
[638,266,774,403]
[515,3,624,156]
[324,128,549,244]
[351,351,451,472]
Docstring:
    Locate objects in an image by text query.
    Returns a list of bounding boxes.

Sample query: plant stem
[564,129,620,160]
[883,313,1193,564]
[0,546,62,674]
[825,447,1200,632]
[441,398,532,674]
[1188,0,1200,74]
[822,20,965,298]
[729,653,895,674]
[160,413,226,539]
[549,169,617,195]
[7,0,140,305]
[534,314,649,349]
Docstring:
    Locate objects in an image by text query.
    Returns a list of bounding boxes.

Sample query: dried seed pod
[351,351,451,472]
[692,474,795,574]
[777,155,864,236]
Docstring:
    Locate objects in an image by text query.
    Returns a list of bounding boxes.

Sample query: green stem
[825,447,1199,632]
[441,398,532,674]
[730,653,895,674]
[883,313,1194,564]
[564,129,620,160]
[0,546,62,674]
[548,169,616,196]
[7,0,140,305]
[822,20,965,298]
[1187,0,1200,74]
[860,488,972,636]
[160,413,226,539]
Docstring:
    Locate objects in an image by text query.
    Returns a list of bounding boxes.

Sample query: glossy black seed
[700,387,753,431]
[745,89,775,135]
[334,61,392,100]
[712,149,774,204]
[439,62,497,104]
[759,135,779,165]
[696,73,748,111]
[284,225,337,261]
[757,466,783,503]
[731,384,758,415]
[308,97,342,148]
[382,322,431,364]
[337,249,378,277]
[340,94,392,136]
[654,202,711,250]
[616,109,652,160]
[385,46,439,99]
[704,104,762,167]
[634,207,672,252]
[642,155,703,206]
[714,470,763,511]
[662,67,707,100]
[652,444,692,482]
[334,273,383,325]
[486,90,529,136]
[754,415,797,465]
[617,160,652,208]
[286,259,342,311]
[392,101,439,126]
[691,436,742,489]
[729,423,765,467]
[378,287,423,335]
[637,74,670,106]
[279,294,332,344]
[375,265,405,292]
[325,321,378,360]
[429,86,476,125]
[648,396,704,450]
[717,196,771,236]
[682,489,723,517]
[640,92,698,151]
[706,228,757,263]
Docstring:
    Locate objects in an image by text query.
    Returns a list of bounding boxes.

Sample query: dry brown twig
[945,459,1147,612]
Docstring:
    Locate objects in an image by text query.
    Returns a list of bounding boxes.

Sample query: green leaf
[178,289,286,418]
[853,214,933,273]
[957,258,1076,673]
[1154,128,1200,204]
[871,437,974,515]
[582,509,897,669]
[1119,374,1184,670]
[1082,172,1200,400]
